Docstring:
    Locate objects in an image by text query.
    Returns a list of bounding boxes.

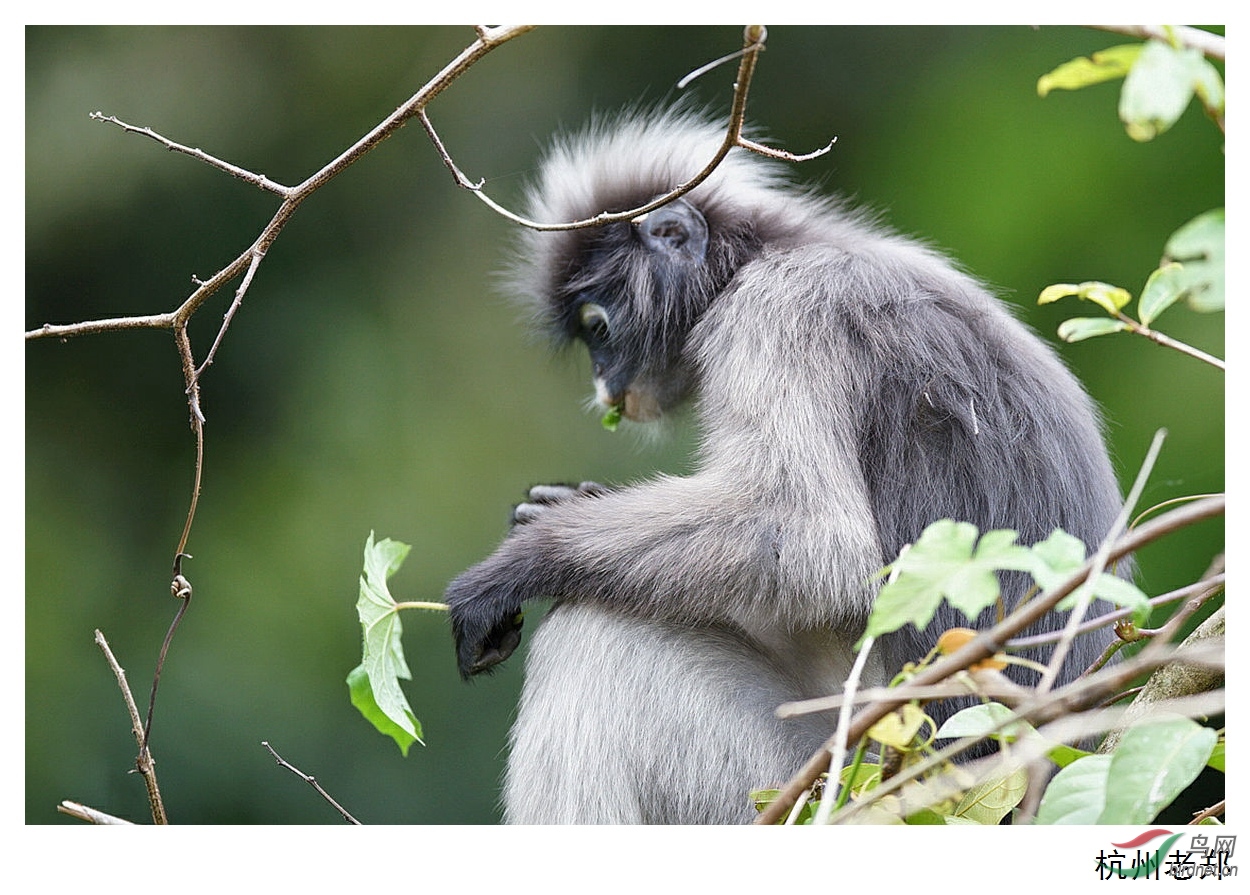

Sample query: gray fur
[446,109,1125,824]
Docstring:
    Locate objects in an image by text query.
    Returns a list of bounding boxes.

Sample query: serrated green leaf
[1138,262,1189,326]
[347,664,420,756]
[1037,44,1142,97]
[1036,754,1111,824]
[1057,317,1131,343]
[353,532,423,752]
[1119,41,1206,141]
[1087,573,1151,624]
[1029,529,1150,623]
[1099,716,1217,824]
[953,765,1029,825]
[864,522,1031,641]
[1165,208,1224,312]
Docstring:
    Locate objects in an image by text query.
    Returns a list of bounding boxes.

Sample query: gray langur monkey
[444,110,1126,824]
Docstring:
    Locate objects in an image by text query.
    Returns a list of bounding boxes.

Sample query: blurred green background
[26,26,1223,824]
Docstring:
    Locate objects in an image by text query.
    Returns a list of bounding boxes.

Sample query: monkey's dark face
[556,198,725,423]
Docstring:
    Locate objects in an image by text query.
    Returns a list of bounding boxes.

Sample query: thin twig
[88,112,293,196]
[755,492,1224,824]
[27,29,535,802]
[93,630,167,824]
[826,644,1224,824]
[1116,313,1226,370]
[58,800,136,825]
[428,25,834,232]
[1191,800,1225,824]
[262,741,362,824]
[1089,25,1225,62]
[194,249,266,382]
[1038,429,1166,693]
[141,555,193,763]
[1007,571,1224,649]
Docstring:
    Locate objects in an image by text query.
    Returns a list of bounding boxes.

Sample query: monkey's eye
[578,302,612,345]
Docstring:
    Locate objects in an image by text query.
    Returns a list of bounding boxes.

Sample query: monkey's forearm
[446,478,879,676]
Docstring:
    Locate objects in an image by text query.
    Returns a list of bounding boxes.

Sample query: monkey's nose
[593,377,625,410]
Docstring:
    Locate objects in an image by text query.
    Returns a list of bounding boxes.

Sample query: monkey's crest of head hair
[508,107,822,339]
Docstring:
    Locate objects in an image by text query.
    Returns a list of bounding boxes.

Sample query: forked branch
[422,25,836,231]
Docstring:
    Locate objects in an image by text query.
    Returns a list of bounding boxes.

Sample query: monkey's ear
[634,199,708,262]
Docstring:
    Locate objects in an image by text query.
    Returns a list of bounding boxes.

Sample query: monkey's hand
[446,551,536,679]
[510,481,608,525]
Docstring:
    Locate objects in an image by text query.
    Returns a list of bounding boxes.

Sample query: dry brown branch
[755,492,1225,824]
[424,25,835,232]
[262,741,361,825]
[93,630,167,824]
[30,24,534,825]
[58,800,135,825]
[1100,605,1225,753]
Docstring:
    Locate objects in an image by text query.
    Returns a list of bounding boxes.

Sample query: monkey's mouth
[619,390,662,423]
[594,379,662,427]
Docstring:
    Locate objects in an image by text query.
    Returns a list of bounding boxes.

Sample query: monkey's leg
[502,601,831,825]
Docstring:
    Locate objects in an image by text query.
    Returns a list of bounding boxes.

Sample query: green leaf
[1137,262,1188,326]
[1164,208,1225,312]
[1099,716,1217,824]
[352,532,423,753]
[1029,529,1151,624]
[1207,738,1225,773]
[1119,40,1206,141]
[935,702,1028,741]
[1192,57,1226,118]
[867,703,929,749]
[904,808,947,825]
[347,664,419,756]
[601,404,623,432]
[1056,317,1131,343]
[864,521,1031,641]
[1048,743,1091,769]
[1035,754,1111,824]
[953,765,1029,825]
[1037,44,1142,96]
[1038,280,1131,315]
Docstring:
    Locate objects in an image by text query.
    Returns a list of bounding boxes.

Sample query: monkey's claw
[464,611,524,676]
[511,481,608,525]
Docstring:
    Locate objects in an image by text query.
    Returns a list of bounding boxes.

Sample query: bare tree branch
[755,492,1225,824]
[93,630,167,824]
[426,25,835,232]
[31,25,535,824]
[87,112,293,195]
[58,800,135,825]
[1090,25,1225,61]
[262,741,361,825]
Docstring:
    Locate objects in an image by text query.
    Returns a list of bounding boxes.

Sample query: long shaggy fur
[446,109,1126,824]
